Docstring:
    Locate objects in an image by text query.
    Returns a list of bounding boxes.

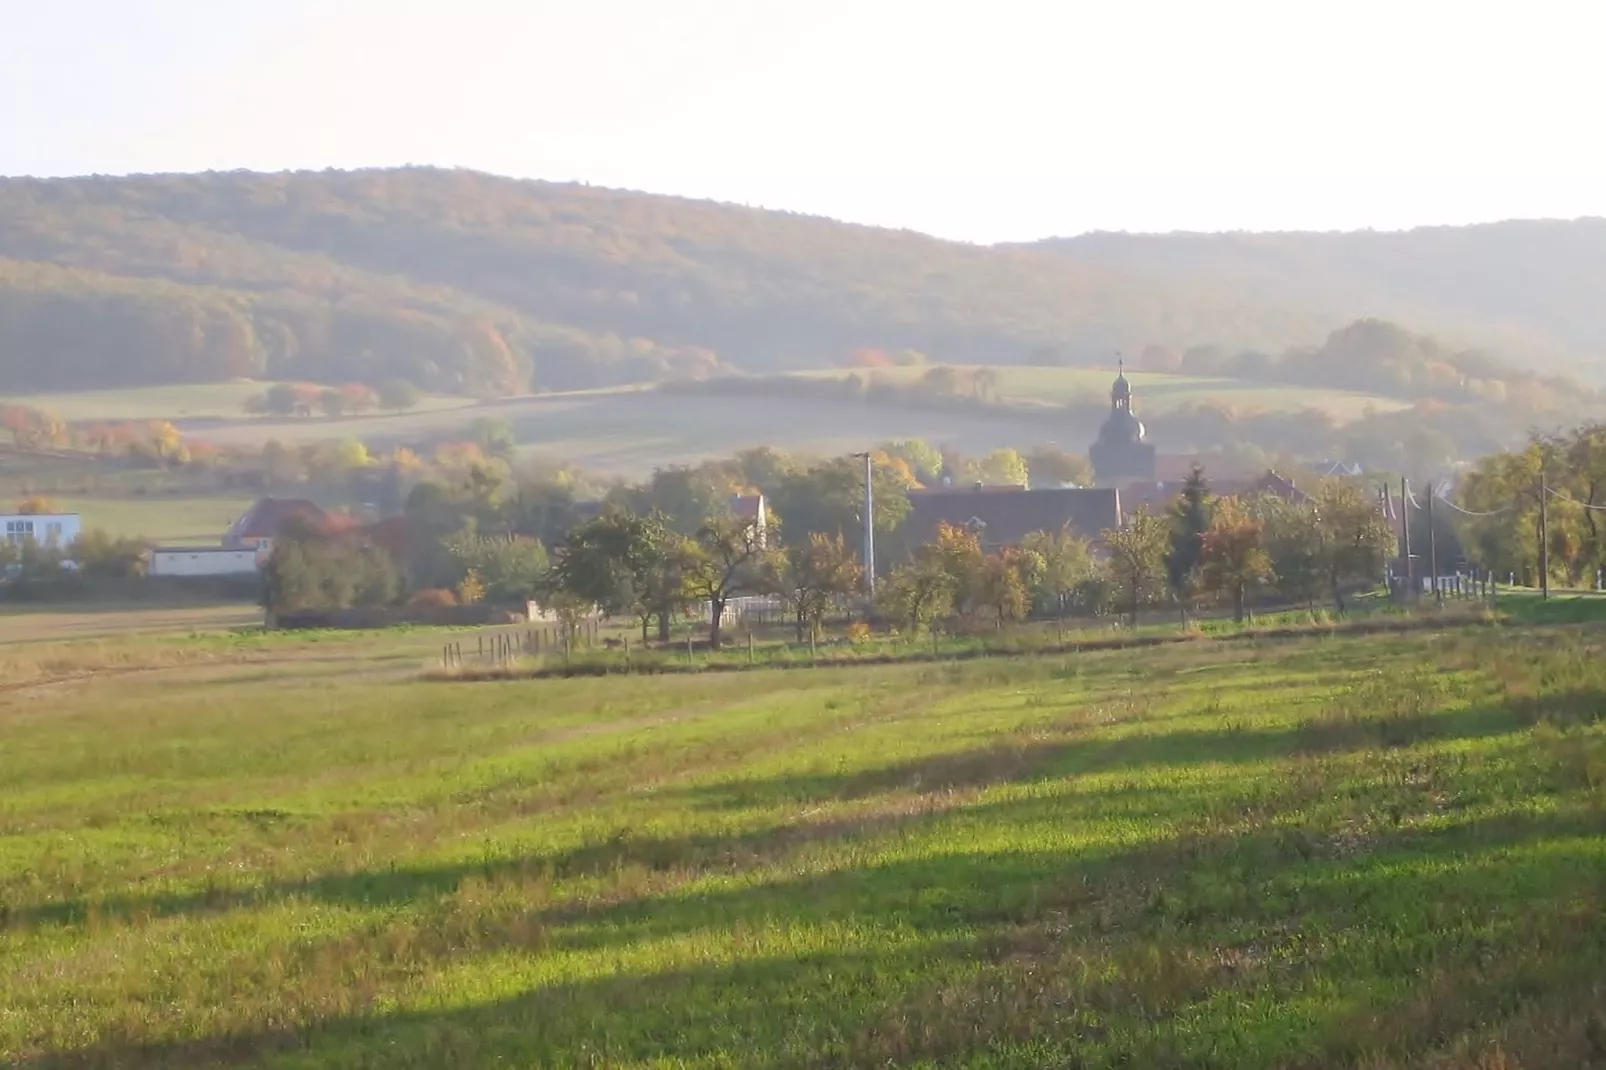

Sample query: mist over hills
[1028,220,1606,368]
[0,167,1602,398]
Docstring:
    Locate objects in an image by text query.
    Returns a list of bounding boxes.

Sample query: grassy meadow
[1,612,1603,1068]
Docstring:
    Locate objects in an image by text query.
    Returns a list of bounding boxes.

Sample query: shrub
[409,587,458,608]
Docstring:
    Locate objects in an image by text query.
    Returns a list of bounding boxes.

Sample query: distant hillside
[2,168,1604,397]
[1028,222,1606,368]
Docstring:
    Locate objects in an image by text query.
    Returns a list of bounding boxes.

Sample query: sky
[2,0,1603,244]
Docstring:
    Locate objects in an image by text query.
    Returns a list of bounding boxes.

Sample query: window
[5,519,35,545]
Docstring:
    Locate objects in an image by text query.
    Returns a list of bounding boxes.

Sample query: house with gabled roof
[224,497,327,557]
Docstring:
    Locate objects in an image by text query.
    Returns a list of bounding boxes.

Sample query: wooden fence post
[748,631,754,665]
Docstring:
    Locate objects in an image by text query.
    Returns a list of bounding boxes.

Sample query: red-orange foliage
[339,383,379,413]
[845,347,894,369]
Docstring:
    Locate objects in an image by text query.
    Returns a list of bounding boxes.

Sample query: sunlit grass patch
[1,626,1602,1068]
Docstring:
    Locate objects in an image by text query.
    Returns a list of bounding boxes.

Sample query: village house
[0,512,79,548]
[223,497,327,559]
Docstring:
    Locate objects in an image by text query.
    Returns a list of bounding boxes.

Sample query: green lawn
[1,621,1601,1068]
[53,494,257,545]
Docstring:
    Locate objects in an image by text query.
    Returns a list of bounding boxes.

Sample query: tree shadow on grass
[4,699,1529,936]
[673,699,1528,812]
[16,807,1604,1070]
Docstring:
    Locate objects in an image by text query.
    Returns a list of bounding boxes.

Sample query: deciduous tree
[1103,509,1170,627]
[1199,497,1273,622]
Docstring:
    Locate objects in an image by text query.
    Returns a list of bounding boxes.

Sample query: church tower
[1089,360,1157,484]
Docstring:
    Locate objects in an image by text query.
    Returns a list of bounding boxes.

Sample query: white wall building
[148,547,261,578]
[1,513,80,548]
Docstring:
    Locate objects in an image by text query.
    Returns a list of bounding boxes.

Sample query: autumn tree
[877,550,957,634]
[1314,479,1396,611]
[768,454,911,557]
[932,522,987,618]
[1025,447,1095,488]
[1252,494,1323,607]
[876,439,944,485]
[376,378,422,410]
[967,448,1029,487]
[1199,497,1274,622]
[777,532,863,641]
[975,547,1033,628]
[445,531,549,603]
[261,522,402,614]
[1021,528,1095,618]
[685,512,778,649]
[548,508,695,642]
[339,383,379,414]
[1103,509,1170,627]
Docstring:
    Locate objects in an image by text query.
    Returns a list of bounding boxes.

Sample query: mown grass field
[2,613,1602,1069]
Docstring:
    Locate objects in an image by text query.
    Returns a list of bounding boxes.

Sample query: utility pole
[1401,477,1414,600]
[855,451,876,598]
[1539,472,1549,601]
[1427,481,1440,605]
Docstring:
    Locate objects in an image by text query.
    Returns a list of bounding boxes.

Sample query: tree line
[255,438,1396,645]
[1454,422,1606,587]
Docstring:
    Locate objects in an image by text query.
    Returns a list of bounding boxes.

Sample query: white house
[1,513,80,548]
[149,547,261,578]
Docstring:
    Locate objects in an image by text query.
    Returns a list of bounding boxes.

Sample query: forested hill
[1028,221,1606,366]
[1,167,1603,396]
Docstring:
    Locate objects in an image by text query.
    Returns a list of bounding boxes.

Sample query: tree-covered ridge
[4,168,1605,399]
[1031,220,1606,365]
[0,169,1486,397]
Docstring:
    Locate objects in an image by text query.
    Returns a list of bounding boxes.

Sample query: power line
[1432,497,1517,518]
[1544,486,1606,512]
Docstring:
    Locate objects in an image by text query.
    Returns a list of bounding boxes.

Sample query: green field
[10,367,1407,482]
[2,613,1602,1068]
[170,387,1091,476]
[798,365,1409,420]
[53,494,258,545]
[6,382,473,423]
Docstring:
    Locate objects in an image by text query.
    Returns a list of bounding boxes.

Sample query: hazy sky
[3,0,1602,243]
